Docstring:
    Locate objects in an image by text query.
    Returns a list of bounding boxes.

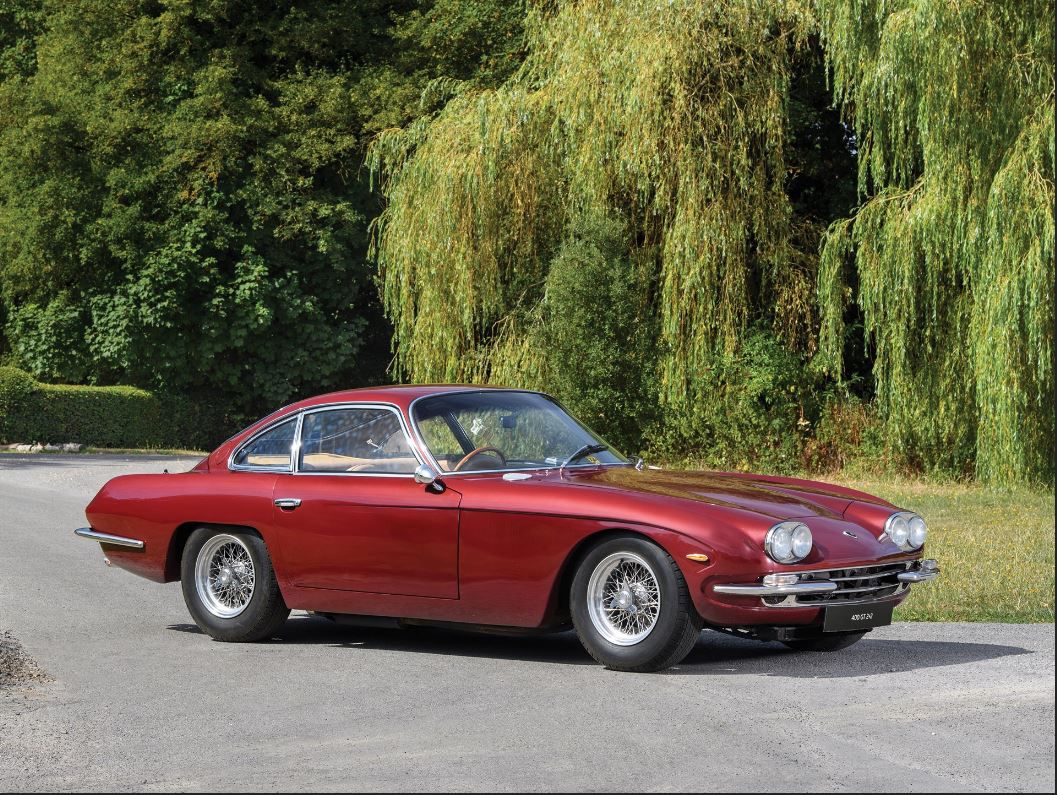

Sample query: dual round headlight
[885,511,928,550]
[764,521,813,564]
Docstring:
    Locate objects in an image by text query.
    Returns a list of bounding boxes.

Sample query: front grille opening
[794,562,911,605]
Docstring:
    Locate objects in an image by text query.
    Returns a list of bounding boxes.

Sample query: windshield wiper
[560,443,609,473]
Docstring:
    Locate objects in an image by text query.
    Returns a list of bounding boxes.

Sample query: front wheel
[180,527,290,642]
[781,631,867,652]
[571,535,703,672]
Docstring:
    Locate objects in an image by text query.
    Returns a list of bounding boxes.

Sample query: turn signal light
[762,573,800,587]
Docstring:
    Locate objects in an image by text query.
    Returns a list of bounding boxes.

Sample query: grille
[766,561,912,606]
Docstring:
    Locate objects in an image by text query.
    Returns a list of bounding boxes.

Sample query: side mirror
[414,464,444,492]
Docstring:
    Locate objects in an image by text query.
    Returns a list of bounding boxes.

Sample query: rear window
[231,417,297,470]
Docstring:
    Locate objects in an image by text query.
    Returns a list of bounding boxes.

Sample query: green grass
[827,475,1055,623]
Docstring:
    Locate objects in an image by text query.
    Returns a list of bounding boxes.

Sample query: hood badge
[842,530,859,539]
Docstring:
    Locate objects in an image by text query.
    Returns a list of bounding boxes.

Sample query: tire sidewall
[571,535,690,669]
[180,527,280,640]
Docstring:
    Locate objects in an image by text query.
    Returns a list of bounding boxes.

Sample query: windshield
[412,391,628,473]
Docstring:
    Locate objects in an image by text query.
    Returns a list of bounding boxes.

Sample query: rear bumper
[74,527,145,549]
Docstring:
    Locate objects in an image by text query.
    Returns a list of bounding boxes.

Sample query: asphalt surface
[0,454,1054,792]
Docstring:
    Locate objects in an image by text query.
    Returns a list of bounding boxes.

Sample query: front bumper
[714,580,838,597]
[711,559,939,607]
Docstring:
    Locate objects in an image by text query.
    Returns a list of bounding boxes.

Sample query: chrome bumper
[897,566,940,583]
[713,559,940,601]
[74,527,144,549]
[713,581,838,596]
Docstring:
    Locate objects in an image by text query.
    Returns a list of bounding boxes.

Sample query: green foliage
[538,215,657,453]
[0,0,1051,481]
[0,366,227,449]
[0,0,528,417]
[816,0,1055,484]
[370,0,818,413]
[0,0,40,81]
[648,329,816,473]
[802,395,887,475]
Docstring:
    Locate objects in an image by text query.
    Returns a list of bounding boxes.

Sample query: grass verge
[828,475,1054,623]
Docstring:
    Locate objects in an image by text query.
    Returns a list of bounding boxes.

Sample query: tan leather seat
[301,452,417,473]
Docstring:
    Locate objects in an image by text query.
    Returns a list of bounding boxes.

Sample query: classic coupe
[76,386,938,672]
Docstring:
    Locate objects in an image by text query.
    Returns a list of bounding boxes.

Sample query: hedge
[0,367,230,450]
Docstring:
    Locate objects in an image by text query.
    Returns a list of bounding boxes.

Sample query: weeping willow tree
[369,0,817,431]
[816,0,1055,483]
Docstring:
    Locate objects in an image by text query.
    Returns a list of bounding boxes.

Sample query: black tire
[180,527,290,642]
[781,631,867,652]
[570,534,703,672]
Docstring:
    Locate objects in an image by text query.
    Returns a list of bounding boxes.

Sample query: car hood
[562,467,893,521]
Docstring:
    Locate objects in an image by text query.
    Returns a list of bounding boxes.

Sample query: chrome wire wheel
[586,551,661,646]
[194,534,256,619]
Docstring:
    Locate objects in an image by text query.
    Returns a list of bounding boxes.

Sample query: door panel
[271,475,461,599]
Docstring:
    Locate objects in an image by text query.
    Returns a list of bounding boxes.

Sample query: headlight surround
[885,511,927,550]
[764,521,813,564]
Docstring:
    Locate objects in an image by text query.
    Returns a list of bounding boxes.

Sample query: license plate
[822,601,894,632]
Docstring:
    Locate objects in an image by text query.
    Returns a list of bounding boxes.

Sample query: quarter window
[232,417,297,470]
[299,408,418,474]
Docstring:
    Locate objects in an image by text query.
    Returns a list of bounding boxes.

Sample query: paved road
[0,455,1053,792]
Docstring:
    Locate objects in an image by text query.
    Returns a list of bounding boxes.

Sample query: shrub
[542,216,659,454]
[802,395,887,475]
[0,367,229,450]
[647,329,816,473]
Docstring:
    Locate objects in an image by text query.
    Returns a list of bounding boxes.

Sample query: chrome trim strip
[713,581,838,596]
[74,527,144,549]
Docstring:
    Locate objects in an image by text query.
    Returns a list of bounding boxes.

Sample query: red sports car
[76,386,939,672]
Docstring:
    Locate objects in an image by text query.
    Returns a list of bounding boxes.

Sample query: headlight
[908,515,928,549]
[885,511,927,551]
[765,521,813,564]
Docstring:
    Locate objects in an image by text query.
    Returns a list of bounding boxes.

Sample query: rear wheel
[180,527,289,642]
[571,535,702,672]
[781,631,867,652]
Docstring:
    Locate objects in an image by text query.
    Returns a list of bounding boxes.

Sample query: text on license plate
[822,601,895,632]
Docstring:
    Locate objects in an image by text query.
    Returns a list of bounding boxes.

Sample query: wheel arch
[164,522,265,582]
[545,526,676,627]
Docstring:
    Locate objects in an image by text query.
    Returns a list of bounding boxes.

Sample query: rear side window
[232,417,297,470]
[299,408,418,474]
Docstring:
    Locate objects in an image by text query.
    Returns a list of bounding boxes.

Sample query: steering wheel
[453,446,507,472]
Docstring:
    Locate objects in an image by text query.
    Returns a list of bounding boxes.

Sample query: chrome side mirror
[414,464,444,492]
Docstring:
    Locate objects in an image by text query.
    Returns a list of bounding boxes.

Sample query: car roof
[210,385,530,466]
[284,384,518,412]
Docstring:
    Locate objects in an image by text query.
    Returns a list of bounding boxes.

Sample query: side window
[299,408,418,474]
[232,417,297,470]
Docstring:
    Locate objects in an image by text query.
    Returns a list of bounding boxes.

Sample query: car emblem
[843,530,859,539]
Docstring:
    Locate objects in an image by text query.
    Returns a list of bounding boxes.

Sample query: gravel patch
[0,631,49,689]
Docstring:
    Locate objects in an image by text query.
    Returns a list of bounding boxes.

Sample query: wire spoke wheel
[586,551,661,646]
[195,534,256,619]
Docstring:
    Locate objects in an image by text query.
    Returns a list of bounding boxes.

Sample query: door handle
[274,498,302,510]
